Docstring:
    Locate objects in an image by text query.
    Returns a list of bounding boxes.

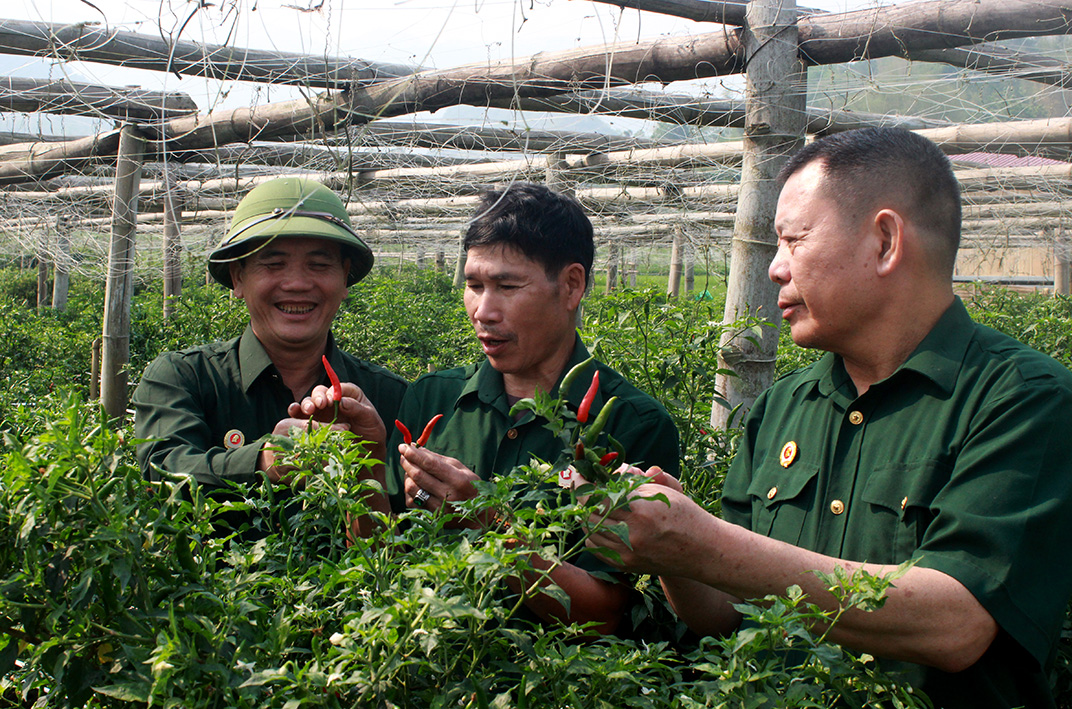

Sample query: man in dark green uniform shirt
[134,178,406,529]
[388,182,679,635]
[587,128,1072,707]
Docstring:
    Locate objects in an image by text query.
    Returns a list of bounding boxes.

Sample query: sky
[1,0,882,134]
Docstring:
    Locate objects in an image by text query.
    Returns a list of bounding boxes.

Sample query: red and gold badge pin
[779,441,798,468]
[224,429,245,449]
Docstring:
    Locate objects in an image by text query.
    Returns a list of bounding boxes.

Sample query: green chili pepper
[584,396,619,446]
[174,529,198,574]
[558,355,595,397]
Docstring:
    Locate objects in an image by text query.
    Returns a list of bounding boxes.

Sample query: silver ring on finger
[414,488,431,507]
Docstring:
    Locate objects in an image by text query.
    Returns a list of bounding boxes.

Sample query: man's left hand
[399,444,486,526]
[289,382,387,453]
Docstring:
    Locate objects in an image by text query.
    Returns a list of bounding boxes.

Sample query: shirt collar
[801,297,971,401]
[239,325,275,393]
[238,326,344,394]
[894,296,971,395]
[459,333,589,416]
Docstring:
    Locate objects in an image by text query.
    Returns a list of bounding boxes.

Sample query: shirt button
[901,496,908,511]
[830,499,845,515]
[848,410,864,425]
[767,486,778,500]
[507,428,518,439]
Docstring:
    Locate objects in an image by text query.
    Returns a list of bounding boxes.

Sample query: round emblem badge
[224,429,245,449]
[779,441,798,468]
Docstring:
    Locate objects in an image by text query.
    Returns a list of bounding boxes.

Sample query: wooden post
[453,229,467,288]
[605,241,620,294]
[434,248,446,273]
[36,235,48,312]
[101,124,144,420]
[415,246,426,269]
[667,227,683,298]
[628,249,637,288]
[90,337,102,400]
[162,174,183,319]
[545,152,573,196]
[1056,228,1071,296]
[712,0,807,430]
[52,216,70,311]
[684,244,695,295]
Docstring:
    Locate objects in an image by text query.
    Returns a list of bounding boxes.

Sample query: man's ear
[229,262,245,297]
[873,208,906,277]
[561,262,588,308]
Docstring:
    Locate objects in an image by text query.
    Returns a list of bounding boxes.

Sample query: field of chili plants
[1,265,1071,707]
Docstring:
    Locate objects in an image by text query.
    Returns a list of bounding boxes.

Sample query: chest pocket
[746,462,820,547]
[860,461,950,562]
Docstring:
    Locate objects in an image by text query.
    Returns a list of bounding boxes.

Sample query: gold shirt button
[830,499,845,515]
[507,428,519,439]
[767,486,778,500]
[848,410,864,425]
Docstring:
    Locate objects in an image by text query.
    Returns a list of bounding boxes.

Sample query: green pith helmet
[208,178,374,288]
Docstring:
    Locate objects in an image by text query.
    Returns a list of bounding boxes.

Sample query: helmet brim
[208,213,374,289]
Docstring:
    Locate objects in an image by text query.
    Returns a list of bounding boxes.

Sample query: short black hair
[779,127,961,276]
[464,182,595,284]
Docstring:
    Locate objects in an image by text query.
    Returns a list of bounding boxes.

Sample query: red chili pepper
[415,414,444,447]
[394,419,413,445]
[575,442,585,460]
[322,355,343,402]
[576,370,600,424]
[599,452,619,466]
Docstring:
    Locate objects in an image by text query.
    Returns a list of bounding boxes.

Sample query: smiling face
[769,160,878,354]
[464,244,586,398]
[230,237,349,359]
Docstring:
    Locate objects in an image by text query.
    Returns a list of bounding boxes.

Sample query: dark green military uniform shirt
[386,335,680,511]
[722,298,1072,709]
[134,326,408,487]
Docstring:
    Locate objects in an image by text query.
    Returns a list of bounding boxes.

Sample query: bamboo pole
[100,124,144,420]
[588,0,749,25]
[52,216,70,311]
[36,238,48,312]
[684,245,695,294]
[90,337,101,400]
[667,227,683,298]
[606,241,620,294]
[162,174,182,320]
[452,229,467,288]
[713,0,807,430]
[0,76,197,121]
[1056,229,1071,296]
[0,19,417,89]
[4,0,1071,185]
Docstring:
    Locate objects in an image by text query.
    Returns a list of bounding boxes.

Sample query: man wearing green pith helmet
[134,178,407,534]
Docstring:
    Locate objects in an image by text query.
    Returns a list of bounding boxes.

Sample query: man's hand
[399,444,487,528]
[258,416,348,484]
[585,467,708,578]
[289,381,392,534]
[289,382,387,453]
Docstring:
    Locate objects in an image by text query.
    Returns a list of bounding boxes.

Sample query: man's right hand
[258,416,349,483]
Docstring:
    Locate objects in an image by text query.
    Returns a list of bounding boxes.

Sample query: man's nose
[768,246,789,285]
